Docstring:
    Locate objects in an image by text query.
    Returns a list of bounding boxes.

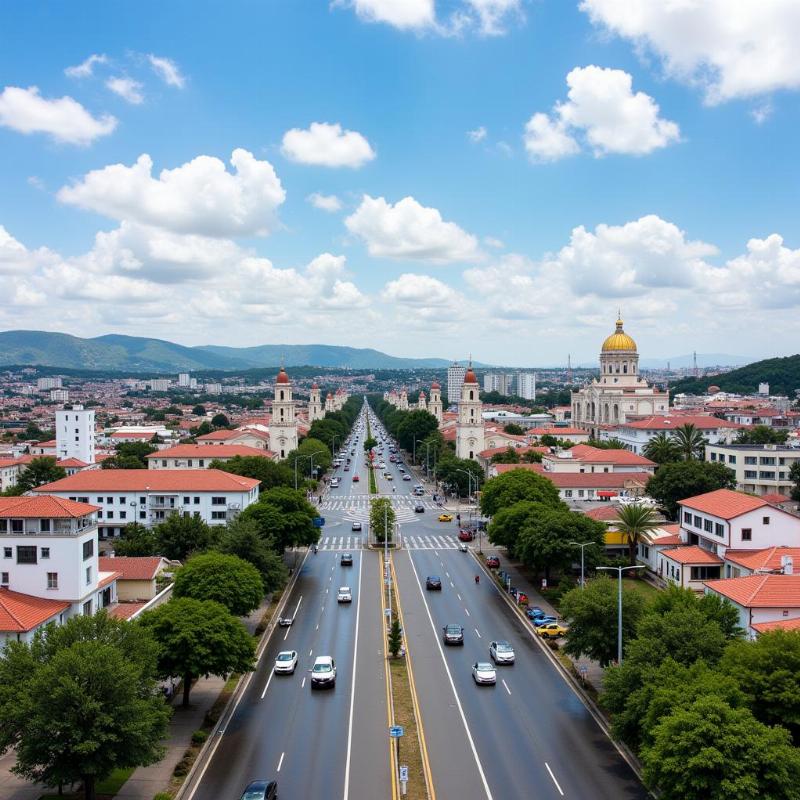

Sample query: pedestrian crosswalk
[320,496,443,525]
[317,533,459,551]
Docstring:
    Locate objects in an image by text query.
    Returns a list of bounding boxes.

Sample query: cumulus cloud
[57,149,285,237]
[455,0,523,36]
[580,0,800,104]
[339,0,435,30]
[281,122,375,168]
[307,192,343,212]
[383,273,460,306]
[0,86,117,145]
[106,76,144,104]
[0,225,58,275]
[467,126,487,143]
[147,55,186,88]
[524,66,679,161]
[345,194,482,263]
[64,54,108,79]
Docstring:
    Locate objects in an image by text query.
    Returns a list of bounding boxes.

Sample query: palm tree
[670,423,708,461]
[643,432,681,464]
[614,503,661,566]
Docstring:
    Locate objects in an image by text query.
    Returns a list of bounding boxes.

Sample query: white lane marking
[260,668,275,699]
[450,581,455,588]
[502,679,511,696]
[545,763,564,796]
[342,552,364,800]
[316,623,319,630]
[321,605,325,612]
[309,649,313,656]
[465,608,471,617]
[457,593,462,601]
[292,595,303,618]
[446,572,450,578]
[326,588,329,594]
[277,752,285,772]
[283,626,290,641]
[407,555,494,800]
[475,628,481,639]
[302,676,306,688]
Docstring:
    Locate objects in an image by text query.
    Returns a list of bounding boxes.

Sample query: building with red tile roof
[146,443,274,469]
[0,587,70,637]
[659,545,723,591]
[99,556,171,601]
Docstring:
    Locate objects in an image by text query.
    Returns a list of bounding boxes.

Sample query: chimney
[782,555,794,575]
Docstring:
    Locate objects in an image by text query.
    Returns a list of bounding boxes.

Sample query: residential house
[146,443,274,469]
[705,443,800,497]
[601,415,742,454]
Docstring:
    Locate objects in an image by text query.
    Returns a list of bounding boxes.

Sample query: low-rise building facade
[705,443,800,497]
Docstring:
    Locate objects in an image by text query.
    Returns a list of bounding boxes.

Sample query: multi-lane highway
[188,403,649,799]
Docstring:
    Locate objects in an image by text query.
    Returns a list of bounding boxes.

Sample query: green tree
[735,425,788,445]
[503,423,525,435]
[101,441,158,469]
[285,437,332,479]
[16,457,66,491]
[480,468,562,517]
[560,575,643,666]
[641,697,800,800]
[113,522,158,557]
[192,405,206,416]
[388,617,402,658]
[436,455,483,497]
[195,420,213,436]
[613,503,661,565]
[490,447,520,465]
[370,497,396,543]
[648,585,743,640]
[789,461,800,502]
[396,410,439,460]
[0,613,170,800]
[211,413,230,428]
[210,455,295,489]
[139,597,255,708]
[154,514,215,561]
[241,487,319,551]
[309,417,348,453]
[363,435,378,452]
[642,432,681,464]
[646,460,736,519]
[670,423,708,461]
[217,517,288,594]
[173,552,263,616]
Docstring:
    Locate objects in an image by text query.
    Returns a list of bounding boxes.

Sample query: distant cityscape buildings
[447,362,466,407]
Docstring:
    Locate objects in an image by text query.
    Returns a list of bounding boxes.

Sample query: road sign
[399,766,409,781]
[312,517,325,528]
[384,608,391,616]
[389,726,404,738]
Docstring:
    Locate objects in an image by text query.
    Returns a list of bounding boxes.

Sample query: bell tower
[269,367,297,459]
[456,362,484,460]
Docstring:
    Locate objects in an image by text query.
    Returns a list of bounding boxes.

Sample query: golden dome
[601,316,637,352]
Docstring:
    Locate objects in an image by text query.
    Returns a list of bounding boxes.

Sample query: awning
[597,491,618,498]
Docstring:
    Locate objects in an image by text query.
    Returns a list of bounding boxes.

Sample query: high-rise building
[56,405,96,464]
[517,372,537,400]
[149,379,171,392]
[50,389,70,403]
[37,376,62,391]
[483,373,512,395]
[178,373,191,387]
[447,362,466,408]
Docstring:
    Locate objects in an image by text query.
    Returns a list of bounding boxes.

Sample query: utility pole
[569,541,595,589]
[597,564,644,663]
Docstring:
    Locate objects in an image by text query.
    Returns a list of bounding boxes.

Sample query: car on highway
[341,553,353,566]
[403,474,412,481]
[352,475,360,482]
[438,513,454,522]
[442,624,464,645]
[274,650,298,674]
[458,530,474,542]
[278,615,293,627]
[386,474,394,480]
[414,503,425,513]
[489,641,515,664]
[351,521,362,531]
[330,478,340,488]
[458,541,469,552]
[344,465,350,471]
[472,662,497,685]
[485,555,500,568]
[425,575,442,590]
[337,586,352,603]
[239,779,278,800]
[310,656,336,689]
[379,462,386,468]
[537,622,569,639]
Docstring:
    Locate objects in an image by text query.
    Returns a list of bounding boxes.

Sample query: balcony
[1,520,95,536]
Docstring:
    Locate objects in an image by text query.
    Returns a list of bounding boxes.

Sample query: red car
[352,475,360,482]
[458,530,474,542]
[485,555,500,568]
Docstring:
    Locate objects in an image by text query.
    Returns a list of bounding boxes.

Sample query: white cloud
[147,55,186,88]
[524,66,680,161]
[281,122,375,168]
[750,101,773,125]
[580,0,800,104]
[106,76,144,105]
[467,126,487,143]
[307,192,343,213]
[57,148,285,237]
[64,54,108,79]
[0,225,58,275]
[382,273,459,306]
[458,0,523,36]
[0,86,117,145]
[341,0,435,30]
[484,236,504,249]
[345,194,482,263]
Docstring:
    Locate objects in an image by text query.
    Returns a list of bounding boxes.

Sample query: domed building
[571,316,669,436]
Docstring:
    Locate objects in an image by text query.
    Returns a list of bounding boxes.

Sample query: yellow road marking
[381,553,399,800]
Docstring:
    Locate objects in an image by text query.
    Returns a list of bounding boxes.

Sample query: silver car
[274,650,298,674]
[472,662,497,685]
[489,640,515,665]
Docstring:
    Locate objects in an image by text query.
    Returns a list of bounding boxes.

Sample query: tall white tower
[447,362,466,408]
[417,391,427,411]
[325,392,335,413]
[399,390,409,410]
[56,405,96,464]
[269,367,298,459]
[456,365,484,461]
[308,383,324,422]
[428,382,443,424]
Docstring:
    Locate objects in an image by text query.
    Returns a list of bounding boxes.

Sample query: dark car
[341,553,353,566]
[414,503,425,513]
[240,780,278,800]
[458,530,474,542]
[485,555,500,568]
[443,624,464,645]
[426,575,442,590]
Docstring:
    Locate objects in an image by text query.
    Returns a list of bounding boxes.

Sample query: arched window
[469,390,474,400]
[280,390,284,400]
[623,363,628,374]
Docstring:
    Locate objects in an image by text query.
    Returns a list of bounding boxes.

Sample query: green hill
[670,354,800,398]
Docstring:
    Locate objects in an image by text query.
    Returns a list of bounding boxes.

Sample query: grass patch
[621,576,660,600]
[37,766,135,799]
[389,658,427,800]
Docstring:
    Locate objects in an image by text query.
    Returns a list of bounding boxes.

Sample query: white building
[604,415,742,455]
[146,444,272,469]
[0,496,118,645]
[456,365,485,461]
[50,388,70,403]
[269,367,298,459]
[447,362,466,409]
[308,383,324,422]
[205,383,223,394]
[34,470,260,539]
[428,382,443,424]
[149,378,171,392]
[56,405,96,464]
[706,443,800,497]
[483,372,512,395]
[517,372,537,400]
[37,376,62,391]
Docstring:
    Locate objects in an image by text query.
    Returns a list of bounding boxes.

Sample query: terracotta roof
[57,458,89,468]
[620,415,742,430]
[751,617,800,634]
[478,445,549,459]
[585,505,623,521]
[97,570,121,589]
[494,464,648,488]
[276,367,290,384]
[529,427,587,436]
[0,495,99,518]
[762,493,794,505]
[566,445,656,467]
[723,547,800,573]
[705,574,800,607]
[655,533,684,546]
[99,556,165,580]
[108,602,148,620]
[34,469,259,493]
[195,429,238,441]
[146,444,271,460]
[110,431,155,439]
[662,545,723,565]
[680,489,768,519]
[0,588,70,632]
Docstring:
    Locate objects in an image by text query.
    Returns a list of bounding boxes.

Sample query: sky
[1,0,799,367]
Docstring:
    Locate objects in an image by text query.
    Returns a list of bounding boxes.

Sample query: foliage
[139,597,255,707]
[735,425,789,445]
[309,417,348,453]
[173,552,263,616]
[211,413,230,428]
[490,447,520,464]
[669,353,800,398]
[560,575,644,666]
[363,435,378,452]
[285,437,332,478]
[396,410,440,460]
[789,461,800,502]
[670,423,708,461]
[216,517,288,594]
[154,514,215,561]
[101,441,158,469]
[503,423,525,435]
[0,613,170,800]
[240,486,320,551]
[642,432,681,464]
[15,456,66,491]
[195,420,213,436]
[192,405,206,416]
[612,503,661,565]
[480,468,562,517]
[435,454,483,497]
[370,497,396,543]
[210,455,294,490]
[112,522,158,557]
[646,460,736,519]
[388,617,402,657]
[538,434,576,448]
[586,437,628,449]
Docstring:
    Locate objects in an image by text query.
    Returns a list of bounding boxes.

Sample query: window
[729,455,737,464]
[83,600,92,616]
[16,546,37,564]
[41,547,50,559]
[140,496,146,505]
[744,470,757,479]
[139,511,147,520]
[83,539,94,559]
[47,572,58,589]
[194,497,200,505]
[98,510,104,519]
[162,460,167,467]
[96,496,104,503]
[759,472,775,480]
[183,497,190,505]
[78,497,89,504]
[1,572,8,584]
[715,523,725,538]
[742,528,752,541]
[690,566,721,581]
[40,519,50,532]
[0,520,5,532]
[120,511,126,520]
[211,496,226,505]
[199,459,205,467]
[693,515,702,528]
[745,456,757,465]
[3,547,11,558]
[763,516,771,525]
[211,511,227,520]
[187,460,193,467]
[565,490,573,498]
[107,511,114,519]
[710,452,717,461]
[760,457,776,466]
[86,566,92,585]
[107,497,113,505]
[11,520,23,533]
[704,519,713,533]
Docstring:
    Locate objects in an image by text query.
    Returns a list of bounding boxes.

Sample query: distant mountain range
[0,330,479,372]
[576,353,752,369]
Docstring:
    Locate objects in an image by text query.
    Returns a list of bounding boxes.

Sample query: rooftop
[705,574,800,607]
[723,547,800,573]
[707,444,800,452]
[680,488,769,520]
[146,444,273,459]
[0,495,99,518]
[99,556,167,581]
[662,545,723,565]
[0,587,70,632]
[34,469,260,493]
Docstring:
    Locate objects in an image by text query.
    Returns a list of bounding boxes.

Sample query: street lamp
[455,468,481,551]
[596,564,645,664]
[294,450,324,490]
[569,541,596,589]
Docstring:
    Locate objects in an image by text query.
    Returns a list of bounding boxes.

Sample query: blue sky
[1,0,799,366]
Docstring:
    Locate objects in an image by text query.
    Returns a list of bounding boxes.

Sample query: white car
[274,650,298,674]
[489,640,515,665]
[472,662,497,685]
[337,586,352,603]
[311,656,336,689]
[403,474,412,481]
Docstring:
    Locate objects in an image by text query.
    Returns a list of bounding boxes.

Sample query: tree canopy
[210,455,294,490]
[216,517,288,594]
[646,460,736,519]
[173,552,264,616]
[112,522,158,557]
[101,441,157,470]
[16,457,66,491]
[480,468,562,517]
[240,486,320,551]
[370,497,396,543]
[154,514,215,561]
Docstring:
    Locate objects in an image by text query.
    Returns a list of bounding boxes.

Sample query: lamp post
[569,541,595,589]
[455,468,480,550]
[596,564,645,664]
[294,450,324,491]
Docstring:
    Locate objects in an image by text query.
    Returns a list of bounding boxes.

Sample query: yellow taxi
[536,622,568,639]
[438,513,454,522]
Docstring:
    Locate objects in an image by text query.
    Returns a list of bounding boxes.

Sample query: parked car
[525,606,544,619]
[310,656,336,688]
[341,553,353,566]
[438,513,454,522]
[403,474,412,481]
[239,780,278,800]
[442,624,464,645]
[472,662,497,685]
[489,641,515,664]
[426,575,442,590]
[485,555,500,568]
[532,616,558,628]
[274,650,298,674]
[537,622,569,639]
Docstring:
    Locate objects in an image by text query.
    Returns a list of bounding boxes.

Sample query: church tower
[428,382,443,424]
[417,390,427,411]
[399,389,409,410]
[325,392,335,413]
[269,367,297,459]
[308,382,323,422]
[456,364,484,460]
